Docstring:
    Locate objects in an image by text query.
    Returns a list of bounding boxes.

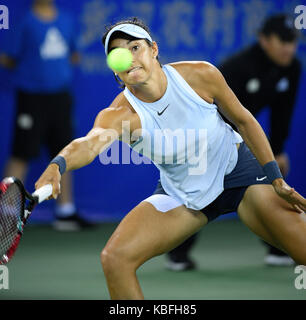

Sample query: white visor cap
[104,23,153,55]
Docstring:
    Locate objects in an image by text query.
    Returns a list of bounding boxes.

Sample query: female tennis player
[35,18,306,299]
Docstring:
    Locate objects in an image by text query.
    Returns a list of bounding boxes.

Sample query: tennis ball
[107,48,133,73]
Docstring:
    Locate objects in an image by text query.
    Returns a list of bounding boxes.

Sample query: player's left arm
[201,63,274,166]
[199,62,306,212]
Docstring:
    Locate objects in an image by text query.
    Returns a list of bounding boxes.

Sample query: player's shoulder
[108,91,137,114]
[169,60,216,74]
[94,92,139,130]
[169,61,219,84]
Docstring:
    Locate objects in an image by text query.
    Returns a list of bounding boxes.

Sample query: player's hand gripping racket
[0,177,52,264]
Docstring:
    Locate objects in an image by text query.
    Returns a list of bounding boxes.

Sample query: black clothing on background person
[219,43,301,156]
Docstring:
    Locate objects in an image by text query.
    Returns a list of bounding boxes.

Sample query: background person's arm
[269,60,302,176]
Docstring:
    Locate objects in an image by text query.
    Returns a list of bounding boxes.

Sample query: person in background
[0,0,92,231]
[166,14,301,270]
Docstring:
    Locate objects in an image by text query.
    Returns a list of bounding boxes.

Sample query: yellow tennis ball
[107,48,133,73]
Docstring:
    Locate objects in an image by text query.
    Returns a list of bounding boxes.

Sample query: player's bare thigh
[102,199,208,268]
[238,184,306,262]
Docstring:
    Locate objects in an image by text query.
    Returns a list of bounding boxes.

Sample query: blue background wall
[0,0,305,223]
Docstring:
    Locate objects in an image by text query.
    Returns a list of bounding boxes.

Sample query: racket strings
[0,182,23,259]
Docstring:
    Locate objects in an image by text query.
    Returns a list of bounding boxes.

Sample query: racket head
[0,177,35,265]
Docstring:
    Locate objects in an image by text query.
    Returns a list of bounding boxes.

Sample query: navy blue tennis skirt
[153,142,271,223]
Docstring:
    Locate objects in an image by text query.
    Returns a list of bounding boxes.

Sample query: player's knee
[100,247,115,273]
[100,246,130,275]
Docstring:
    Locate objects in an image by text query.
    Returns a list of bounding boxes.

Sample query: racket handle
[32,184,53,203]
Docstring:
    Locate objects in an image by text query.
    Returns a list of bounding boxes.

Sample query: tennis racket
[0,177,52,264]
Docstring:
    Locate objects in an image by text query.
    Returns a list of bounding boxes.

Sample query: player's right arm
[35,93,138,199]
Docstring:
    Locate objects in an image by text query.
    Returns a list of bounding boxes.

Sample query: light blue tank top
[124,64,243,210]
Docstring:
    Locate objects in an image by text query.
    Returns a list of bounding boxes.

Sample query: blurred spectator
[166,14,301,270]
[0,0,92,231]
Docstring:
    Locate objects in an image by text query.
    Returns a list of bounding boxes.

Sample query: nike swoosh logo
[256,176,267,181]
[157,104,169,116]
